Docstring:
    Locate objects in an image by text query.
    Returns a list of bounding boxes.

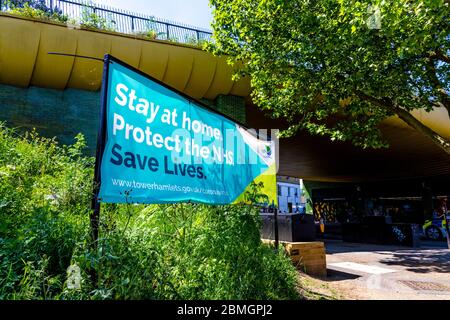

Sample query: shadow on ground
[378,249,450,274]
[323,269,361,282]
[324,239,450,274]
[325,240,446,254]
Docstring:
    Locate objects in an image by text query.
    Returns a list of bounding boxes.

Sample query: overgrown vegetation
[78,2,116,31]
[184,34,209,48]
[132,20,166,40]
[5,0,68,23]
[0,124,300,300]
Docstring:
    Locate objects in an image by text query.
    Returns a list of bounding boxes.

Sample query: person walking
[437,197,450,249]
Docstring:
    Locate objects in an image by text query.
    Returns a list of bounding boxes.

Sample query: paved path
[319,240,450,300]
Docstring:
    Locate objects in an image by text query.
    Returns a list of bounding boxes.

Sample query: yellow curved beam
[163,45,194,92]
[31,24,77,89]
[139,41,169,81]
[0,13,449,141]
[204,56,235,99]
[183,51,217,99]
[0,16,40,87]
[0,13,251,100]
[384,107,450,141]
[67,31,112,90]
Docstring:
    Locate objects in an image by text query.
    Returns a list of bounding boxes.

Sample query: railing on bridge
[0,0,213,45]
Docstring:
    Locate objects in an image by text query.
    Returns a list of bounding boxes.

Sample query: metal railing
[0,0,213,45]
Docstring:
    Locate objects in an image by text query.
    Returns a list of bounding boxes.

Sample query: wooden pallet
[262,239,327,277]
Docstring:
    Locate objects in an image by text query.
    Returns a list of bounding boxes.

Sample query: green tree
[208,0,450,153]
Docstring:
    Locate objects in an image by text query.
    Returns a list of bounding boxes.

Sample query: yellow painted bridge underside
[1,13,449,155]
[0,13,250,100]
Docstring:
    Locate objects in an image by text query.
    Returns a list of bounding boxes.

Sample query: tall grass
[0,124,300,300]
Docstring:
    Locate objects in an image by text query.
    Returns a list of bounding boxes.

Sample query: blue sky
[94,0,213,30]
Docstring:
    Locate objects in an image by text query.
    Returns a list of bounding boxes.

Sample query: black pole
[90,54,110,285]
[274,205,279,250]
[48,52,104,61]
[444,197,450,249]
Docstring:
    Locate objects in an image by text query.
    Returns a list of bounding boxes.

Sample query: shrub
[0,125,92,299]
[133,19,167,40]
[184,35,209,48]
[0,125,300,300]
[7,1,68,23]
[79,3,116,32]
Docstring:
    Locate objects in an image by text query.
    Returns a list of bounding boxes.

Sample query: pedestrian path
[321,240,450,299]
[328,262,398,275]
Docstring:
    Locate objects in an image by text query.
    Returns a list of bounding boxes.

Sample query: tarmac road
[318,239,450,300]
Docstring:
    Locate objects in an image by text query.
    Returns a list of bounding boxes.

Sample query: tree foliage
[209,0,450,152]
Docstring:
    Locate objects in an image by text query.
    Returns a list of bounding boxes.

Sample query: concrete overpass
[1,13,449,183]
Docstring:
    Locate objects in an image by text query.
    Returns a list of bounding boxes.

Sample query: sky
[94,0,214,30]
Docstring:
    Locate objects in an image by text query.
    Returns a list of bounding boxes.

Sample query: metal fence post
[166,24,169,40]
[196,30,200,43]
[50,0,54,14]
[131,17,134,32]
[274,207,279,249]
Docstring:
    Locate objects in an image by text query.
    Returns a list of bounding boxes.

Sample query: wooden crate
[262,239,327,277]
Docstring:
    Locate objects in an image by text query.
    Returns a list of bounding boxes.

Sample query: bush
[0,125,300,300]
[133,20,166,41]
[184,35,209,49]
[7,1,68,23]
[78,2,116,32]
[0,125,92,299]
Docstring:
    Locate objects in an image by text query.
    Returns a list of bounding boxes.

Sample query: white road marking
[328,262,398,275]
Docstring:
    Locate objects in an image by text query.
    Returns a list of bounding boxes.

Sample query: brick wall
[0,84,100,153]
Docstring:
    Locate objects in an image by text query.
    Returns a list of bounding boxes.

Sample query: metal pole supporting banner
[89,54,110,284]
[274,205,279,250]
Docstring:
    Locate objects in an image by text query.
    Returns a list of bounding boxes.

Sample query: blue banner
[98,57,277,205]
